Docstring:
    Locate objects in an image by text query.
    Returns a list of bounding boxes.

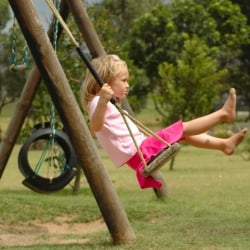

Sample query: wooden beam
[0,0,70,177]
[8,0,135,244]
[66,0,105,57]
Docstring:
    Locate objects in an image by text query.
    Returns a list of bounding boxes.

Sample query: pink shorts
[126,120,184,189]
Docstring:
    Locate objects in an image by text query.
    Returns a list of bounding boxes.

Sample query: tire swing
[18,123,77,193]
[46,0,181,178]
[18,2,77,193]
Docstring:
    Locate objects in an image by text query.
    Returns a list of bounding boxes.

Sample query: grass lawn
[0,143,250,249]
[1,104,250,249]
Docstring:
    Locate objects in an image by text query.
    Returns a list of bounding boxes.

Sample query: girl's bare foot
[221,88,236,122]
[223,128,248,155]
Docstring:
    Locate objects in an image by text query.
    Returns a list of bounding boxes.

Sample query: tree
[91,0,163,42]
[128,2,218,80]
[155,37,227,123]
[199,0,250,117]
[0,28,27,113]
[0,0,10,30]
[127,0,249,123]
[229,0,250,117]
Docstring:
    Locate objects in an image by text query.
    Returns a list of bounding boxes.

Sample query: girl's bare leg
[185,128,247,155]
[183,88,236,136]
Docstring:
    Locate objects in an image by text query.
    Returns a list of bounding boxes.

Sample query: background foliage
[127,0,250,123]
[0,0,249,138]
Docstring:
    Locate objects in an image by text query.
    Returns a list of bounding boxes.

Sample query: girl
[80,54,247,189]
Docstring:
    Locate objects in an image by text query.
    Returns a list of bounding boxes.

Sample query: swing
[9,18,28,72]
[18,123,78,193]
[117,107,181,177]
[46,0,181,177]
[18,3,77,193]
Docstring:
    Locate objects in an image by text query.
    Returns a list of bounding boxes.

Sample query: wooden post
[65,0,105,57]
[8,0,135,244]
[0,1,70,177]
[0,66,41,178]
[67,0,169,198]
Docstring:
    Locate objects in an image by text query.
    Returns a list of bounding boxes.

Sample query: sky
[3,1,52,33]
[3,0,108,33]
[4,0,171,33]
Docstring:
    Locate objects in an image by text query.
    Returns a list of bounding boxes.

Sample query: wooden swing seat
[9,64,27,72]
[142,142,181,177]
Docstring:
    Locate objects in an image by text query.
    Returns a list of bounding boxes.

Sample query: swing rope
[120,108,171,146]
[115,103,180,177]
[45,0,181,176]
[9,18,28,72]
[33,138,52,176]
[115,103,148,168]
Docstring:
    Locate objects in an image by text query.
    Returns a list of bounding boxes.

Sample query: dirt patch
[0,218,106,247]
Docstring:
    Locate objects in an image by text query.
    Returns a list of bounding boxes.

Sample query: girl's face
[110,67,129,99]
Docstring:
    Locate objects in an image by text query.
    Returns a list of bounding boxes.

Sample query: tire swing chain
[45,0,181,177]
[48,1,60,179]
[33,136,52,178]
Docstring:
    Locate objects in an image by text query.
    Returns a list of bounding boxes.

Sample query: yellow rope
[115,104,148,169]
[46,0,79,47]
[119,108,171,147]
[115,104,173,171]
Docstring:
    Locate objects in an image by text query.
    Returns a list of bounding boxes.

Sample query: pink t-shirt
[88,96,146,167]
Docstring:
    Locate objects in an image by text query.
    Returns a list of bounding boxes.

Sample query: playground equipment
[18,123,77,193]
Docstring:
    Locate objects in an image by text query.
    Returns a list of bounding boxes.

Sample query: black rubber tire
[18,127,77,193]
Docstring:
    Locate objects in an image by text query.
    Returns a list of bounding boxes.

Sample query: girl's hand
[99,83,114,102]
[91,83,113,132]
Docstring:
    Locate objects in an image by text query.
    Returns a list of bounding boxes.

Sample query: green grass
[1,104,250,249]
[1,145,250,249]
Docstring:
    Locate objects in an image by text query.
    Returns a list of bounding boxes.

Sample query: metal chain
[50,0,61,136]
[10,18,28,72]
[11,18,17,66]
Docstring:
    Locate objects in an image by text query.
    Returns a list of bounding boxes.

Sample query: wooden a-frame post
[0,0,70,177]
[8,0,135,244]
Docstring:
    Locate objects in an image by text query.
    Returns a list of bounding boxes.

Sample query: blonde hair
[80,54,128,111]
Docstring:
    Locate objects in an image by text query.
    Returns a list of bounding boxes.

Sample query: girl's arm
[90,83,113,132]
